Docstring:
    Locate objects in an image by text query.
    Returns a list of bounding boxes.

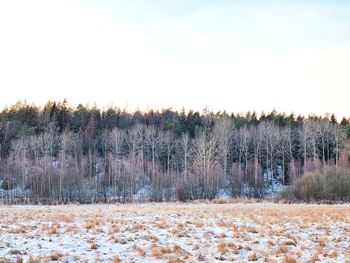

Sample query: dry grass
[112,256,121,263]
[89,242,97,250]
[248,252,258,261]
[133,246,146,257]
[0,203,349,262]
[49,251,63,261]
[7,250,21,255]
[150,245,162,258]
[283,255,297,263]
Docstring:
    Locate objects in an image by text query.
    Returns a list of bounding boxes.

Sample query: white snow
[0,203,349,262]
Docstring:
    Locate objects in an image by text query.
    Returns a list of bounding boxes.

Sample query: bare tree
[179,132,192,182]
[162,131,174,176]
[108,128,125,197]
[145,125,161,179]
[193,130,220,199]
[252,126,262,187]
[213,116,234,182]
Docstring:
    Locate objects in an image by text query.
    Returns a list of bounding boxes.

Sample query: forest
[0,100,350,203]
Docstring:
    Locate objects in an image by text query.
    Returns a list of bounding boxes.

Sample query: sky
[0,0,350,118]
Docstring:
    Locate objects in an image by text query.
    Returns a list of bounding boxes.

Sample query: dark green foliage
[1,100,349,152]
[340,117,350,138]
[1,179,16,190]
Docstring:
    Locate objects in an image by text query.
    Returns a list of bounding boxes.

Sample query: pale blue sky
[0,0,349,117]
[83,0,350,55]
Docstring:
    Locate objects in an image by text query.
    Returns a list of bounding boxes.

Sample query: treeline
[0,100,350,203]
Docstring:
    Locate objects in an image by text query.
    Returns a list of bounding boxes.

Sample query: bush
[281,168,350,202]
[176,184,188,202]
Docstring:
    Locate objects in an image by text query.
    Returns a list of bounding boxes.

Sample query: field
[0,203,350,262]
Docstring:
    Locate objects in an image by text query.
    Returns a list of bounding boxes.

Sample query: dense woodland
[1,100,350,203]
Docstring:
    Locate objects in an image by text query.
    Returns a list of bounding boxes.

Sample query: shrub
[176,184,188,202]
[280,168,350,202]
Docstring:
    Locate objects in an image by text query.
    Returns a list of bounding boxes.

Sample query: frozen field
[0,203,349,262]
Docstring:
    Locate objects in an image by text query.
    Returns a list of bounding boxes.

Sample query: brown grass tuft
[330,250,338,258]
[8,249,21,255]
[112,256,121,263]
[216,241,228,256]
[89,242,97,249]
[150,245,162,258]
[283,255,297,263]
[197,252,205,261]
[248,252,258,261]
[28,256,41,263]
[49,251,63,261]
[134,246,146,257]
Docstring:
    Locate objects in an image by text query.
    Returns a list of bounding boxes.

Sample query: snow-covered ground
[0,203,349,262]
